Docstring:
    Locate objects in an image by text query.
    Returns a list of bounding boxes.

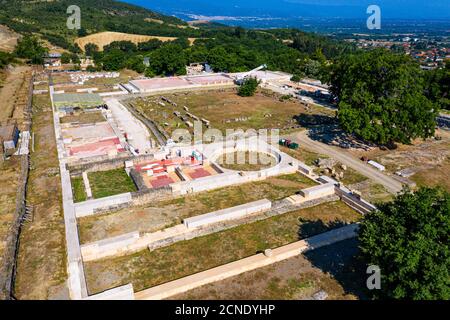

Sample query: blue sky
[125,0,450,19]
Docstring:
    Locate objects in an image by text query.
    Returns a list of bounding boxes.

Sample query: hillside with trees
[0,0,198,52]
[0,0,355,77]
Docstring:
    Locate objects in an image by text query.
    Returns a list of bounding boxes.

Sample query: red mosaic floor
[150,175,174,188]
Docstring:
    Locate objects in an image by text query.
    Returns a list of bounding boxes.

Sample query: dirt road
[104,98,154,153]
[288,131,403,194]
[0,65,31,122]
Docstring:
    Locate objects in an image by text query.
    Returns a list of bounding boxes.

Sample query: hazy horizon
[123,0,450,20]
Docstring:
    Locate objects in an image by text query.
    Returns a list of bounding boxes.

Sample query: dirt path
[0,65,31,123]
[0,25,20,52]
[13,93,68,300]
[288,130,403,194]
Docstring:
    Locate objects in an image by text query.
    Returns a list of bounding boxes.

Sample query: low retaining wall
[184,199,271,228]
[84,284,135,300]
[81,232,140,259]
[299,183,335,199]
[67,153,157,175]
[298,162,313,176]
[131,187,173,206]
[81,194,338,262]
[135,224,359,300]
[74,193,133,218]
[335,186,377,215]
[129,168,148,191]
[173,162,298,195]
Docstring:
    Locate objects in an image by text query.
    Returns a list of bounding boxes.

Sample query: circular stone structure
[206,139,283,174]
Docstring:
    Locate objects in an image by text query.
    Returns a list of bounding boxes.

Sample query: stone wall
[130,187,173,206]
[74,193,133,218]
[336,187,377,215]
[129,168,148,191]
[81,194,339,261]
[184,199,272,228]
[67,153,157,175]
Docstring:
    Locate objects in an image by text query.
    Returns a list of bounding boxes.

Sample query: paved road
[288,130,403,194]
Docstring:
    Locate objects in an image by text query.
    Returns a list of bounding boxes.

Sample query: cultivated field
[75,32,197,52]
[77,173,317,244]
[131,88,334,137]
[84,201,360,294]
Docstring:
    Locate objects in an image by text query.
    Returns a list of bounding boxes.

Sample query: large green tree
[0,51,14,69]
[238,77,259,97]
[147,43,187,76]
[424,59,450,111]
[14,35,48,64]
[358,187,450,300]
[330,49,437,145]
[100,49,126,71]
[84,43,99,57]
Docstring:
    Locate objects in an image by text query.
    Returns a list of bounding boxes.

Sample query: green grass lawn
[85,201,360,294]
[88,169,137,199]
[340,167,367,186]
[71,176,87,203]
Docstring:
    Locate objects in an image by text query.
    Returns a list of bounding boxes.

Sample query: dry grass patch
[14,92,68,299]
[78,173,317,243]
[60,111,105,125]
[75,32,197,52]
[172,238,366,300]
[84,201,360,294]
[0,157,21,264]
[0,25,20,52]
[411,158,450,192]
[132,89,334,136]
[0,65,32,123]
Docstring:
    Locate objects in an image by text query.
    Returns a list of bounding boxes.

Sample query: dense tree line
[88,27,349,79]
[0,0,195,48]
[359,187,449,300]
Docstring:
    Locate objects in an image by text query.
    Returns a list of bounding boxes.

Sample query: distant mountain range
[124,0,450,20]
[123,0,450,34]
